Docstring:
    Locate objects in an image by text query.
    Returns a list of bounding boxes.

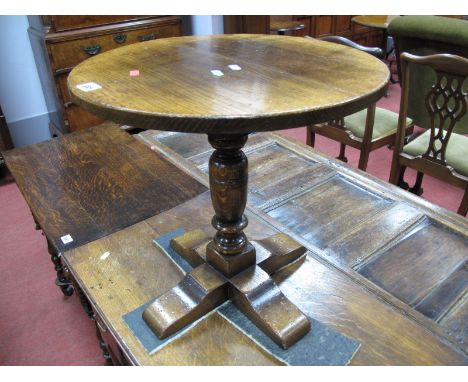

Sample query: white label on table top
[228,64,242,71]
[76,82,102,92]
[210,70,224,77]
[100,251,110,260]
[61,234,74,244]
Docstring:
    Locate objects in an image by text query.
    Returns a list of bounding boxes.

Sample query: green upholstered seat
[388,16,468,134]
[344,108,413,141]
[403,130,468,177]
[388,16,468,47]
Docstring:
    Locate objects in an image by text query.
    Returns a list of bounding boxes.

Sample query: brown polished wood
[68,35,389,134]
[140,131,311,348]
[351,15,397,30]
[269,19,305,35]
[28,15,182,135]
[63,131,468,364]
[389,53,468,215]
[0,105,13,176]
[223,16,385,47]
[143,227,310,349]
[351,16,399,63]
[3,123,206,295]
[138,130,468,359]
[67,34,389,349]
[223,16,270,34]
[306,35,414,171]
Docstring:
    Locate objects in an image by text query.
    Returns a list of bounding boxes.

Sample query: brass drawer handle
[83,44,101,56]
[139,33,156,42]
[114,34,127,44]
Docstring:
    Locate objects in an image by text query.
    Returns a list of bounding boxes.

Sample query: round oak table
[352,16,399,83]
[351,15,398,56]
[68,34,389,350]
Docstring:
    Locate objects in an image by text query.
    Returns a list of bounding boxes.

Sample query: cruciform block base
[142,230,311,349]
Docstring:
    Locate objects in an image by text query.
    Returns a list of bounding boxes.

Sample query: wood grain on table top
[68,34,389,134]
[2,123,207,253]
[64,191,467,365]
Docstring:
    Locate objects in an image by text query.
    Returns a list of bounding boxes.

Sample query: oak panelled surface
[64,155,467,365]
[2,123,206,254]
[138,130,468,357]
[68,35,389,134]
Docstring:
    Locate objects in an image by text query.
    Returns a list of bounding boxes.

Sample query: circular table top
[269,20,305,33]
[351,15,398,30]
[68,34,389,134]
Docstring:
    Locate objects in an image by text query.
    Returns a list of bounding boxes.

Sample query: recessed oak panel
[248,142,317,185]
[156,132,212,158]
[358,219,468,309]
[415,261,467,321]
[439,295,468,352]
[194,134,272,170]
[267,175,392,248]
[326,202,423,266]
[246,142,334,210]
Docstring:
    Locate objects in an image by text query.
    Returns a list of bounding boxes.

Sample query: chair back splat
[390,52,468,215]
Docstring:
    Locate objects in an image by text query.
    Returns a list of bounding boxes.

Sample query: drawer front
[65,103,106,132]
[50,15,150,32]
[95,313,130,366]
[49,23,181,71]
[56,73,105,132]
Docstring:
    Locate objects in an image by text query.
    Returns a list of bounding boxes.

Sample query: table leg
[46,238,74,296]
[68,272,115,365]
[142,134,311,349]
[205,134,256,277]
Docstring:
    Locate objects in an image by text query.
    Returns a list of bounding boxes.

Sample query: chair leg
[390,163,409,190]
[358,146,370,171]
[457,185,468,216]
[337,143,348,163]
[306,126,315,147]
[398,166,410,190]
[389,155,403,185]
[409,171,424,196]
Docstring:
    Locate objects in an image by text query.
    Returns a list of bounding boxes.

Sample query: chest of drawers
[0,105,13,175]
[28,16,182,136]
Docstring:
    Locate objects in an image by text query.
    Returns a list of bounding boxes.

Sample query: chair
[389,52,468,216]
[306,35,414,171]
[388,16,468,134]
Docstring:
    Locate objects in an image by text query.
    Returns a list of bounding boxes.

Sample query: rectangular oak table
[61,129,467,365]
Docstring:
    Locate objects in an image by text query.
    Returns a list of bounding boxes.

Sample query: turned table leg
[205,134,256,277]
[46,238,74,296]
[143,133,311,349]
